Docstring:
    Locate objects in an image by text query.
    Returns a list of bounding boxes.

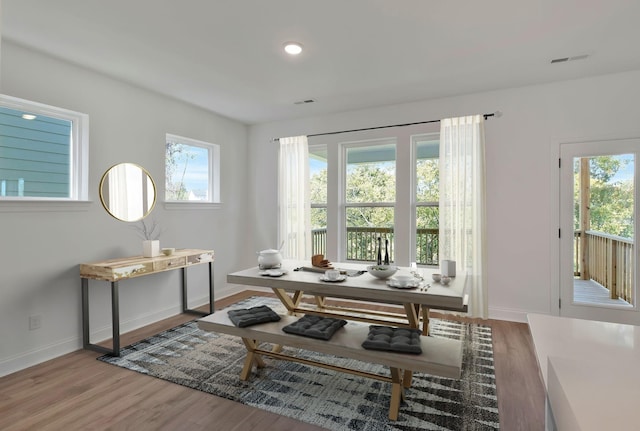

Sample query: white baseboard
[89,302,194,343]
[0,296,213,378]
[218,284,272,298]
[488,306,531,323]
[0,335,80,377]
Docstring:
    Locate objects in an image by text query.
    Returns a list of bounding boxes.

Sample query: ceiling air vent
[294,99,316,105]
[551,54,589,64]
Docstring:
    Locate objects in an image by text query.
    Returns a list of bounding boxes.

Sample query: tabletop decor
[132,218,162,257]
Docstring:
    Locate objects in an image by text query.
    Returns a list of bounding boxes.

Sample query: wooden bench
[197,311,463,420]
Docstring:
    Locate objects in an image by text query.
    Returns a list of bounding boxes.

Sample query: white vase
[143,240,160,257]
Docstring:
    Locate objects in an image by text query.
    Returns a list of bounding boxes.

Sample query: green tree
[574,155,634,239]
[165,142,196,200]
[310,168,327,230]
[416,158,439,229]
[345,163,394,228]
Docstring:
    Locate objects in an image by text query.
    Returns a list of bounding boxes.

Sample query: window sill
[0,200,92,213]
[163,202,222,210]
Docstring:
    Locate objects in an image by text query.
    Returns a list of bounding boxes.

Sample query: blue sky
[172,146,209,191]
[611,154,634,183]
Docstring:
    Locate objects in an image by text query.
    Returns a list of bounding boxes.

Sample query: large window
[0,95,88,201]
[310,145,327,254]
[344,140,396,262]
[165,134,220,203]
[308,129,440,266]
[414,134,440,265]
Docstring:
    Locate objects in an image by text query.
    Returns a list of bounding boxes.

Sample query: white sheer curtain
[439,115,488,318]
[278,135,311,260]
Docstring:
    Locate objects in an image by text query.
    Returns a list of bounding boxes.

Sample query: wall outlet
[29,315,42,330]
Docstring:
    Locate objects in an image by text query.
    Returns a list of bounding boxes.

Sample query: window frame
[340,138,397,262]
[309,143,328,248]
[164,133,221,209]
[0,94,89,204]
[412,132,441,266]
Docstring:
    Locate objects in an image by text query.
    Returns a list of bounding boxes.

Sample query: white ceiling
[3,0,640,125]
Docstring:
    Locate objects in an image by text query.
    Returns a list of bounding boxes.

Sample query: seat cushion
[227,305,281,328]
[282,315,347,340]
[362,326,422,354]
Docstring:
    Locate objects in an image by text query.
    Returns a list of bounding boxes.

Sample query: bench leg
[240,338,265,380]
[389,367,405,420]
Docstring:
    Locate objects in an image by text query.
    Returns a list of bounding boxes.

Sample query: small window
[0,94,89,201]
[165,134,220,203]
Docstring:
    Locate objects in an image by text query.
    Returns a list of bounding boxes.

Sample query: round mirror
[99,163,157,222]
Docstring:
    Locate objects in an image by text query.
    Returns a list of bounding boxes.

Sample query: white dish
[366,265,398,279]
[386,279,420,289]
[260,269,286,277]
[319,275,347,282]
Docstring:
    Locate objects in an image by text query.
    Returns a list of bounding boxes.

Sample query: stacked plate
[386,276,420,289]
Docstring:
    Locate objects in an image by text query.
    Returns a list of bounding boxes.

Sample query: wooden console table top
[80,248,214,282]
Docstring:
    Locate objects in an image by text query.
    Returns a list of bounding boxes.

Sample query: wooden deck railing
[575,230,634,304]
[311,227,439,265]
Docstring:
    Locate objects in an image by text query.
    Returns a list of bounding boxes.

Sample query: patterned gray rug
[98,297,499,430]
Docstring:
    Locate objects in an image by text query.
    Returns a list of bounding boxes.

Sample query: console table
[80,248,214,356]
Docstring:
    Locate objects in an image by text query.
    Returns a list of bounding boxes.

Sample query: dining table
[227,260,468,335]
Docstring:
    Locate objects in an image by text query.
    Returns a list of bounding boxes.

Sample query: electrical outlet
[29,315,42,330]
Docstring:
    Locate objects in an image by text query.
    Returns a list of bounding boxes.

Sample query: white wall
[0,41,250,376]
[248,69,640,323]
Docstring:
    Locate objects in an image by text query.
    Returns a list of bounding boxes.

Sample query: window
[344,140,396,262]
[165,134,220,204]
[307,127,441,266]
[0,94,88,201]
[414,134,440,265]
[309,145,328,255]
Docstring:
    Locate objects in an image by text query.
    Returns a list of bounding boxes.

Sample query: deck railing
[575,230,634,304]
[311,227,439,265]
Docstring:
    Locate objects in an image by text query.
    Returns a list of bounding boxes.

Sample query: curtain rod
[273,111,501,142]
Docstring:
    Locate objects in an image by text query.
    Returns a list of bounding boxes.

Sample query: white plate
[386,279,420,289]
[319,275,347,282]
[260,269,286,277]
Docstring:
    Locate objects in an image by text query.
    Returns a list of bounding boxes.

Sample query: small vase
[143,240,160,257]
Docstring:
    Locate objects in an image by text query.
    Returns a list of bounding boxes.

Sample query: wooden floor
[0,291,546,430]
[573,278,632,307]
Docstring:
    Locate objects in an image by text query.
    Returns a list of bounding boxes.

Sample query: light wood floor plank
[0,290,545,430]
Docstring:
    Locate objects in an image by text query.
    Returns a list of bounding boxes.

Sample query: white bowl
[161,247,175,256]
[366,265,398,279]
[432,273,442,282]
[392,275,414,287]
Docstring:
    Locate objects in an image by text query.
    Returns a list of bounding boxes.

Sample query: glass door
[559,139,638,324]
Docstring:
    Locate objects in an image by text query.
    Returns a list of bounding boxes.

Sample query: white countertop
[527,314,640,431]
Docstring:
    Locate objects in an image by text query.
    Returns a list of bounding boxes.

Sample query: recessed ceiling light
[22,114,37,120]
[283,42,303,55]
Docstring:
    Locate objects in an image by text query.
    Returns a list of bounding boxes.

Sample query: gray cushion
[227,305,281,328]
[282,315,347,340]
[362,326,422,354]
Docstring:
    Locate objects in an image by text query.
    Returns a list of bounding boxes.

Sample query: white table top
[527,313,640,431]
[228,260,468,312]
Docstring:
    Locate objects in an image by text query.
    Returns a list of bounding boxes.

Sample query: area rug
[98,297,499,430]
